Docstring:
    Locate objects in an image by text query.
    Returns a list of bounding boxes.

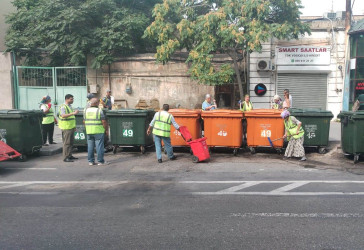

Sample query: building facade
[249,18,347,118]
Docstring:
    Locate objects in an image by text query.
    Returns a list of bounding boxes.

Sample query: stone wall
[87,54,215,110]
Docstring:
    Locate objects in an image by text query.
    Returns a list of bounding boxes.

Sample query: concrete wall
[87,54,215,110]
[0,52,14,109]
[249,20,346,118]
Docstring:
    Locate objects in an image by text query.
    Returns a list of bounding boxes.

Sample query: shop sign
[254,83,267,96]
[276,46,330,65]
[356,82,364,91]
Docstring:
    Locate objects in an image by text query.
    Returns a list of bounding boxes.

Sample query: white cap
[273,95,280,100]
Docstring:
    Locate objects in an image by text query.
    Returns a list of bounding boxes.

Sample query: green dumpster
[107,109,155,154]
[289,108,333,154]
[74,109,87,147]
[338,111,364,164]
[74,108,109,148]
[0,110,43,160]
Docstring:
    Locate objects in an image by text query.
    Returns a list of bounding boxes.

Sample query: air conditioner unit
[324,12,336,20]
[336,11,346,20]
[256,60,271,71]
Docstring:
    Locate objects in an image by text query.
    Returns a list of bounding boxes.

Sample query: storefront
[348,20,364,107]
[275,46,331,110]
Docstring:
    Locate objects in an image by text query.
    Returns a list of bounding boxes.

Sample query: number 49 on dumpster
[261,130,271,137]
[123,129,133,137]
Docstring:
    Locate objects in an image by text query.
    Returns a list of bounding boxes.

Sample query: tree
[144,0,310,100]
[6,0,161,67]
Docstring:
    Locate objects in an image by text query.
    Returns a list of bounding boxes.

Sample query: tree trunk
[232,51,244,101]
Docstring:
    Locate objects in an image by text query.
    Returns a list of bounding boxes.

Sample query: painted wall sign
[276,46,331,65]
[254,83,267,96]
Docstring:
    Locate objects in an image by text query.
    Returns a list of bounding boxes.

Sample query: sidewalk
[39,125,63,156]
[329,121,341,142]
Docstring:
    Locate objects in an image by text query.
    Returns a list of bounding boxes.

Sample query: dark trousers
[42,122,55,144]
[62,128,75,160]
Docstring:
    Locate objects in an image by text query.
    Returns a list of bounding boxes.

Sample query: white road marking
[193,192,364,196]
[230,213,364,218]
[269,181,310,193]
[4,168,57,170]
[217,182,260,193]
[0,192,59,195]
[0,183,32,190]
[0,181,362,196]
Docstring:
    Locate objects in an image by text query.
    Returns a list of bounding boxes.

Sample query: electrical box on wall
[89,84,99,94]
[256,60,271,71]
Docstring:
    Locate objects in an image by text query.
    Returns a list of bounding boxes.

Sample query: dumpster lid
[243,109,283,118]
[169,109,201,117]
[288,108,334,117]
[338,111,364,119]
[0,109,43,118]
[201,109,243,118]
[106,109,155,116]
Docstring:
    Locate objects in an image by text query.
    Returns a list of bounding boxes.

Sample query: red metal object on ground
[0,141,21,162]
[179,126,210,163]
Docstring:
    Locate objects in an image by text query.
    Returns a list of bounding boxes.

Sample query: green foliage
[144,0,311,86]
[6,0,161,67]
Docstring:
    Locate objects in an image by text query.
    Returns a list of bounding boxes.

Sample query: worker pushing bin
[201,110,243,156]
[289,108,333,154]
[244,109,285,154]
[0,110,43,161]
[338,111,364,164]
[168,109,201,147]
[107,109,155,154]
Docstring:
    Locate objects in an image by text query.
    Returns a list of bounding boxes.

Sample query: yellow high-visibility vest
[58,104,76,130]
[84,107,104,135]
[152,111,172,137]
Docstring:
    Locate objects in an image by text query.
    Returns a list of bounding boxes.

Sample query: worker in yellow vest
[84,98,109,166]
[59,94,79,162]
[239,94,253,112]
[147,104,180,163]
[281,110,306,161]
[239,94,253,143]
[40,95,57,146]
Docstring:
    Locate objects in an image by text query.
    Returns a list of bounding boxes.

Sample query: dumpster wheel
[233,148,238,156]
[318,147,326,154]
[112,146,118,154]
[140,146,146,154]
[354,154,360,164]
[192,155,199,163]
[249,147,256,154]
[18,154,27,162]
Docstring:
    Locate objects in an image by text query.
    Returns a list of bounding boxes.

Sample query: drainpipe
[108,63,112,91]
[11,51,18,109]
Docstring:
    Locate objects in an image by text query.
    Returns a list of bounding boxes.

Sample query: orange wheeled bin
[201,110,243,156]
[244,109,285,154]
[168,109,202,147]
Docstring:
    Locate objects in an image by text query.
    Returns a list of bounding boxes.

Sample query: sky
[300,0,364,16]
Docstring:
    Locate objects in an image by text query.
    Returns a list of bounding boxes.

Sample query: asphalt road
[0,148,363,250]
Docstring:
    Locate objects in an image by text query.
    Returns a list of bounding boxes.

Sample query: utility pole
[342,0,352,111]
[345,0,351,34]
